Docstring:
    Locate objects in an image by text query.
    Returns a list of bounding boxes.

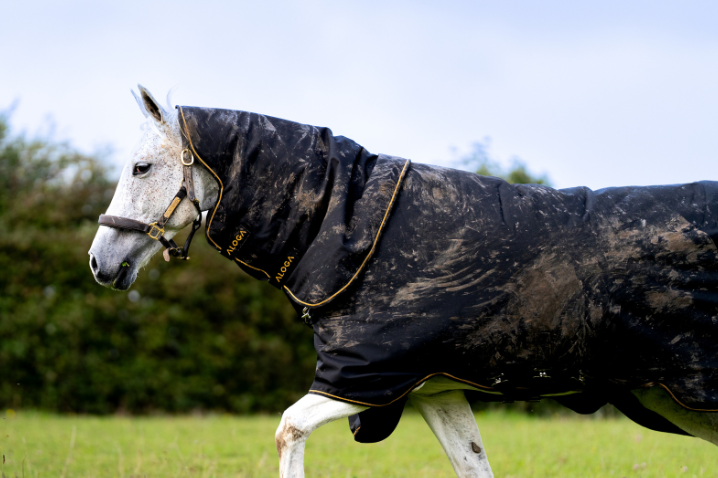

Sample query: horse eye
[133,163,152,176]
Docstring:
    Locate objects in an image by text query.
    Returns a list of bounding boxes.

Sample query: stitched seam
[284,159,411,307]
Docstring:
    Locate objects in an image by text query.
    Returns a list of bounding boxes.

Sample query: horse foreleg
[275,393,367,478]
[409,390,493,478]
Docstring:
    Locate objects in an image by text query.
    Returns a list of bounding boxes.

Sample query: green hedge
[0,116,580,416]
[0,116,315,414]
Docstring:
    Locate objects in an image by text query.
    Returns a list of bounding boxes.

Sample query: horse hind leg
[633,386,718,445]
[409,390,494,478]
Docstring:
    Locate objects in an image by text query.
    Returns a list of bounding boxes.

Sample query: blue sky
[2,0,717,189]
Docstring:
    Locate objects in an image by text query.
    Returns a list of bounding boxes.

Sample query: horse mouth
[111,261,135,290]
[89,253,136,290]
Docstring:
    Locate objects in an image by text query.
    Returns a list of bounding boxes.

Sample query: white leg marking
[275,393,367,478]
[633,387,718,445]
[409,390,494,478]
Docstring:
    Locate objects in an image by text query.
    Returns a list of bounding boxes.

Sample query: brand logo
[275,256,295,283]
[226,231,247,256]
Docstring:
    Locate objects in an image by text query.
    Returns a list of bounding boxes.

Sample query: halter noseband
[98,148,202,262]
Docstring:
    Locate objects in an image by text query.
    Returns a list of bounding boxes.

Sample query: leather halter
[98,149,202,261]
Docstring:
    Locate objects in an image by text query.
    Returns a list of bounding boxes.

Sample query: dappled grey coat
[178,105,718,440]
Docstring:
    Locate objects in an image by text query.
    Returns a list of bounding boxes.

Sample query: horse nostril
[90,254,99,274]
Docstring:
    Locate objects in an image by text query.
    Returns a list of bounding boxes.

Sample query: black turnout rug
[177,105,718,441]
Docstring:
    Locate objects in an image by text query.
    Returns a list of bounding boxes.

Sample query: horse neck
[194,163,220,212]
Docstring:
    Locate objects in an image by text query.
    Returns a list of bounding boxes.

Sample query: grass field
[0,409,716,477]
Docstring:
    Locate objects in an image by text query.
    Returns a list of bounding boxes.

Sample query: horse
[90,85,718,478]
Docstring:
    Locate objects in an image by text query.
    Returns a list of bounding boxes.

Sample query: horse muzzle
[88,251,137,290]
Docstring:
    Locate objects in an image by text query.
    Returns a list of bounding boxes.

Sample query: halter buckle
[181,149,194,166]
[147,223,165,240]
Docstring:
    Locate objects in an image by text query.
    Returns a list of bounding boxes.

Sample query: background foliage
[0,116,554,414]
[459,139,552,186]
[0,115,315,414]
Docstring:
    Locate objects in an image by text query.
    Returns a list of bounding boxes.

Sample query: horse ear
[131,89,150,118]
[136,84,166,124]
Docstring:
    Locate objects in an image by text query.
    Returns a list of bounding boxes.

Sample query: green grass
[0,409,716,477]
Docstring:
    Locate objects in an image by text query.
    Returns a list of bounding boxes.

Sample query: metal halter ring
[181,148,195,166]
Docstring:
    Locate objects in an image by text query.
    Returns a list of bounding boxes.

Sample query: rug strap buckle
[301,307,312,326]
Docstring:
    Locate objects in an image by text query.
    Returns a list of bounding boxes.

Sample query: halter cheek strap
[98,149,202,261]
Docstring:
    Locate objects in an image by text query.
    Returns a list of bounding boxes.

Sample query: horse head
[88,85,218,290]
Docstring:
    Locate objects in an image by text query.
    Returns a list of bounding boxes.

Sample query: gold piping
[284,159,411,307]
[180,107,409,306]
[313,375,718,413]
[234,258,271,279]
[309,372,496,408]
[656,382,718,412]
[178,107,224,251]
